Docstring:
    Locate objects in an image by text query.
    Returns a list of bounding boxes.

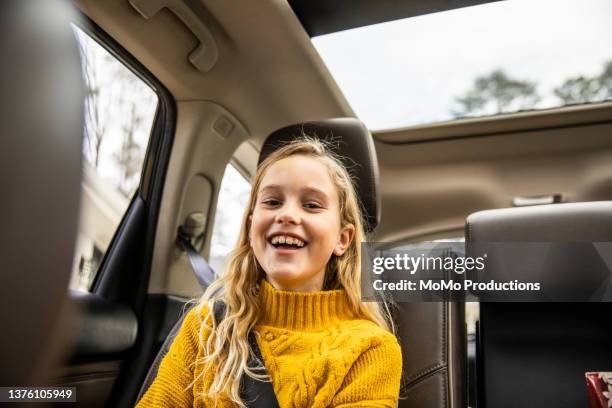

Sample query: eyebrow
[259,184,329,200]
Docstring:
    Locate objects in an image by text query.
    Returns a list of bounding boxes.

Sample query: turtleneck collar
[257,278,359,331]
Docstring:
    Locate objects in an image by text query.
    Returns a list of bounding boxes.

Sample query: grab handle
[129,0,218,73]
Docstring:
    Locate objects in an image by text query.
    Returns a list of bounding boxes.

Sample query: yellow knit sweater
[136,279,403,407]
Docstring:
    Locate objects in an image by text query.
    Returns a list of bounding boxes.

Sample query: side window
[210,164,252,275]
[70,26,158,292]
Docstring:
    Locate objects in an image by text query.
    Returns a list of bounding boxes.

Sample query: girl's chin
[264,270,324,292]
[265,268,303,282]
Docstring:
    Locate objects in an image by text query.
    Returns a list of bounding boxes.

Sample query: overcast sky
[312,0,612,130]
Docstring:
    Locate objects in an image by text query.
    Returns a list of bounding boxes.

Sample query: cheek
[250,212,269,244]
[312,218,341,251]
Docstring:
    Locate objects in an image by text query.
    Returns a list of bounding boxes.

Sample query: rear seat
[138,118,469,407]
[466,201,612,408]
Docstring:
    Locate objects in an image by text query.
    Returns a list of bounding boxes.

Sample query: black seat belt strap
[177,234,215,288]
[177,212,216,287]
[213,301,280,408]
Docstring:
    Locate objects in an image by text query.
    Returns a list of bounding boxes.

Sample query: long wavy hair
[190,136,395,407]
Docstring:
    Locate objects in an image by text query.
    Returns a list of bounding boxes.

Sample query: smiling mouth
[268,235,308,250]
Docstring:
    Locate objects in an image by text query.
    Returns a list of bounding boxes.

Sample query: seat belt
[213,301,280,408]
[177,212,215,287]
[178,212,280,408]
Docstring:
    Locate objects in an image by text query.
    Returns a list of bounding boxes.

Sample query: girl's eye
[304,203,322,209]
[262,199,280,206]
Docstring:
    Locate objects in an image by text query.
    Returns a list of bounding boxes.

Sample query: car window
[312,0,612,130]
[69,26,158,292]
[209,164,252,276]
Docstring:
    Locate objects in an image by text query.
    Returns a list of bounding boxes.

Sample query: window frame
[71,17,176,295]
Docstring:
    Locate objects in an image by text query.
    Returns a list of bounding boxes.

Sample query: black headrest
[466,201,612,242]
[466,202,612,301]
[259,118,380,233]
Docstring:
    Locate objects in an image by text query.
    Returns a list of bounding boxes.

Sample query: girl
[137,137,403,407]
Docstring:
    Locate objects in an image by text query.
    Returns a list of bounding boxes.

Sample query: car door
[45,19,176,408]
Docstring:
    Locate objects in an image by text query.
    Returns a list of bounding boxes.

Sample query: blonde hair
[190,136,395,407]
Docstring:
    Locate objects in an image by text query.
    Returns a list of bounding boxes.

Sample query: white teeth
[270,235,305,247]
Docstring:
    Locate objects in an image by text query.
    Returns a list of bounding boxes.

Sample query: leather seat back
[394,302,466,408]
[466,201,612,408]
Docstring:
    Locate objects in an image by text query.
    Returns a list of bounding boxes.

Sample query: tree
[553,76,599,104]
[78,28,157,199]
[600,61,612,96]
[109,60,152,198]
[80,39,109,168]
[453,69,540,117]
[113,103,144,197]
[554,60,612,104]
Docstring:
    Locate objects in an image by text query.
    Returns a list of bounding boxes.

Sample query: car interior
[5,1,612,407]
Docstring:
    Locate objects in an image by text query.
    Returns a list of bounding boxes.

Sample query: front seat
[0,1,84,387]
[466,201,612,408]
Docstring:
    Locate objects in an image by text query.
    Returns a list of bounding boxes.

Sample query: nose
[275,199,301,225]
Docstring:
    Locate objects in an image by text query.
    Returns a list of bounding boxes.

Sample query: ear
[334,223,355,256]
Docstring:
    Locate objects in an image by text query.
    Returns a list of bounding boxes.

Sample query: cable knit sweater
[136,279,403,407]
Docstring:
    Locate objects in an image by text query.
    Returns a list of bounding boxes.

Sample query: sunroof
[311,0,612,131]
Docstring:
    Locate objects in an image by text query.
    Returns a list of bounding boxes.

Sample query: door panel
[48,16,176,407]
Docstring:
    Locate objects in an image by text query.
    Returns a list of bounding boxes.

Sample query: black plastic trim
[69,290,138,362]
[288,0,500,37]
[93,195,147,302]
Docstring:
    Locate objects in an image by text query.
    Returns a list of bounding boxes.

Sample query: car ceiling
[75,0,353,144]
